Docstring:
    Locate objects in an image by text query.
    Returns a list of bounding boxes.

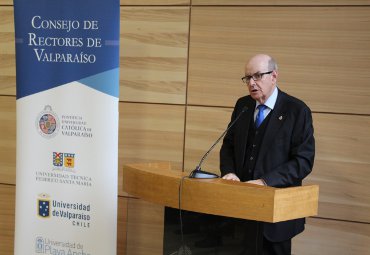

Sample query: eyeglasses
[241,71,273,84]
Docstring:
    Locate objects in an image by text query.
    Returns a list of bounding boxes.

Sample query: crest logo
[64,153,75,168]
[53,152,63,167]
[37,193,51,218]
[36,105,59,138]
[53,152,75,170]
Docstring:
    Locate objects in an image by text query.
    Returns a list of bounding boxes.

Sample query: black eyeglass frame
[241,70,274,84]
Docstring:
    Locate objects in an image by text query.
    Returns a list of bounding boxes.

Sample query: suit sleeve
[219,100,241,177]
[262,105,315,187]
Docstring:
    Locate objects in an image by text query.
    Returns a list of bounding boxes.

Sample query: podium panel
[164,208,264,255]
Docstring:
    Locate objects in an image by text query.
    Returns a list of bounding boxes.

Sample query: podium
[123,162,319,254]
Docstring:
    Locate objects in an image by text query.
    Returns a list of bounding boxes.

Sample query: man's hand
[246,179,266,186]
[222,173,240,181]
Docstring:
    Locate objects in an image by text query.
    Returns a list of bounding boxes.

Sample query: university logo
[53,152,75,169]
[35,236,44,253]
[36,105,59,138]
[37,193,51,218]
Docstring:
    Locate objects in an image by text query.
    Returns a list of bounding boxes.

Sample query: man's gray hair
[268,57,278,71]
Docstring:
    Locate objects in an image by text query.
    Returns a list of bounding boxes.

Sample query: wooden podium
[123,162,319,223]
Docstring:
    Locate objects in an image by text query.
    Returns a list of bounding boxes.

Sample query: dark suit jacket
[220,89,315,242]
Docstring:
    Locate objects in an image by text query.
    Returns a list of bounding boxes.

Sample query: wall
[1,0,370,254]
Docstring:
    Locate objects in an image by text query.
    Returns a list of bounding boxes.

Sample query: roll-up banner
[13,1,120,254]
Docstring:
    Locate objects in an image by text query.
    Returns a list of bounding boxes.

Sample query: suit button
[252,144,256,147]
[256,131,259,135]
[248,169,252,173]
[250,156,253,160]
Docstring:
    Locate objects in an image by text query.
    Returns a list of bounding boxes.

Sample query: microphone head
[189,168,219,179]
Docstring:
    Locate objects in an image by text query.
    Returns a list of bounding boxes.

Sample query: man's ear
[272,70,278,82]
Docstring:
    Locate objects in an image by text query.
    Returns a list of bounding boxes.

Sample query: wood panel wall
[1,1,370,254]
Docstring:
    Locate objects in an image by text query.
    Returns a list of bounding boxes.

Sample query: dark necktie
[255,105,267,128]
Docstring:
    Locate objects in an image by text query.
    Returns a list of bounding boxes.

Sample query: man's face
[244,57,277,104]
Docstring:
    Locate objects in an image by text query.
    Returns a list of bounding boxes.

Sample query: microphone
[189,106,248,179]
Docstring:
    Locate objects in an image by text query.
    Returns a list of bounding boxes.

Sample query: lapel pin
[279,116,283,121]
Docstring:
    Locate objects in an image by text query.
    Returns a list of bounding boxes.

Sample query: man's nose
[248,78,256,87]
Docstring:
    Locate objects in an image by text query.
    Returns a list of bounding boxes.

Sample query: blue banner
[14,0,119,98]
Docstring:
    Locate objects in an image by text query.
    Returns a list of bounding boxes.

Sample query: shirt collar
[255,86,278,110]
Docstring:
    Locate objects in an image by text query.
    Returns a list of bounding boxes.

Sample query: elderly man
[220,54,315,255]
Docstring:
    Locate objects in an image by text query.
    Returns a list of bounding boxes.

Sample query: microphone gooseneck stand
[189,106,248,179]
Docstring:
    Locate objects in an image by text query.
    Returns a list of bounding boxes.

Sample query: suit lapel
[257,91,287,165]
